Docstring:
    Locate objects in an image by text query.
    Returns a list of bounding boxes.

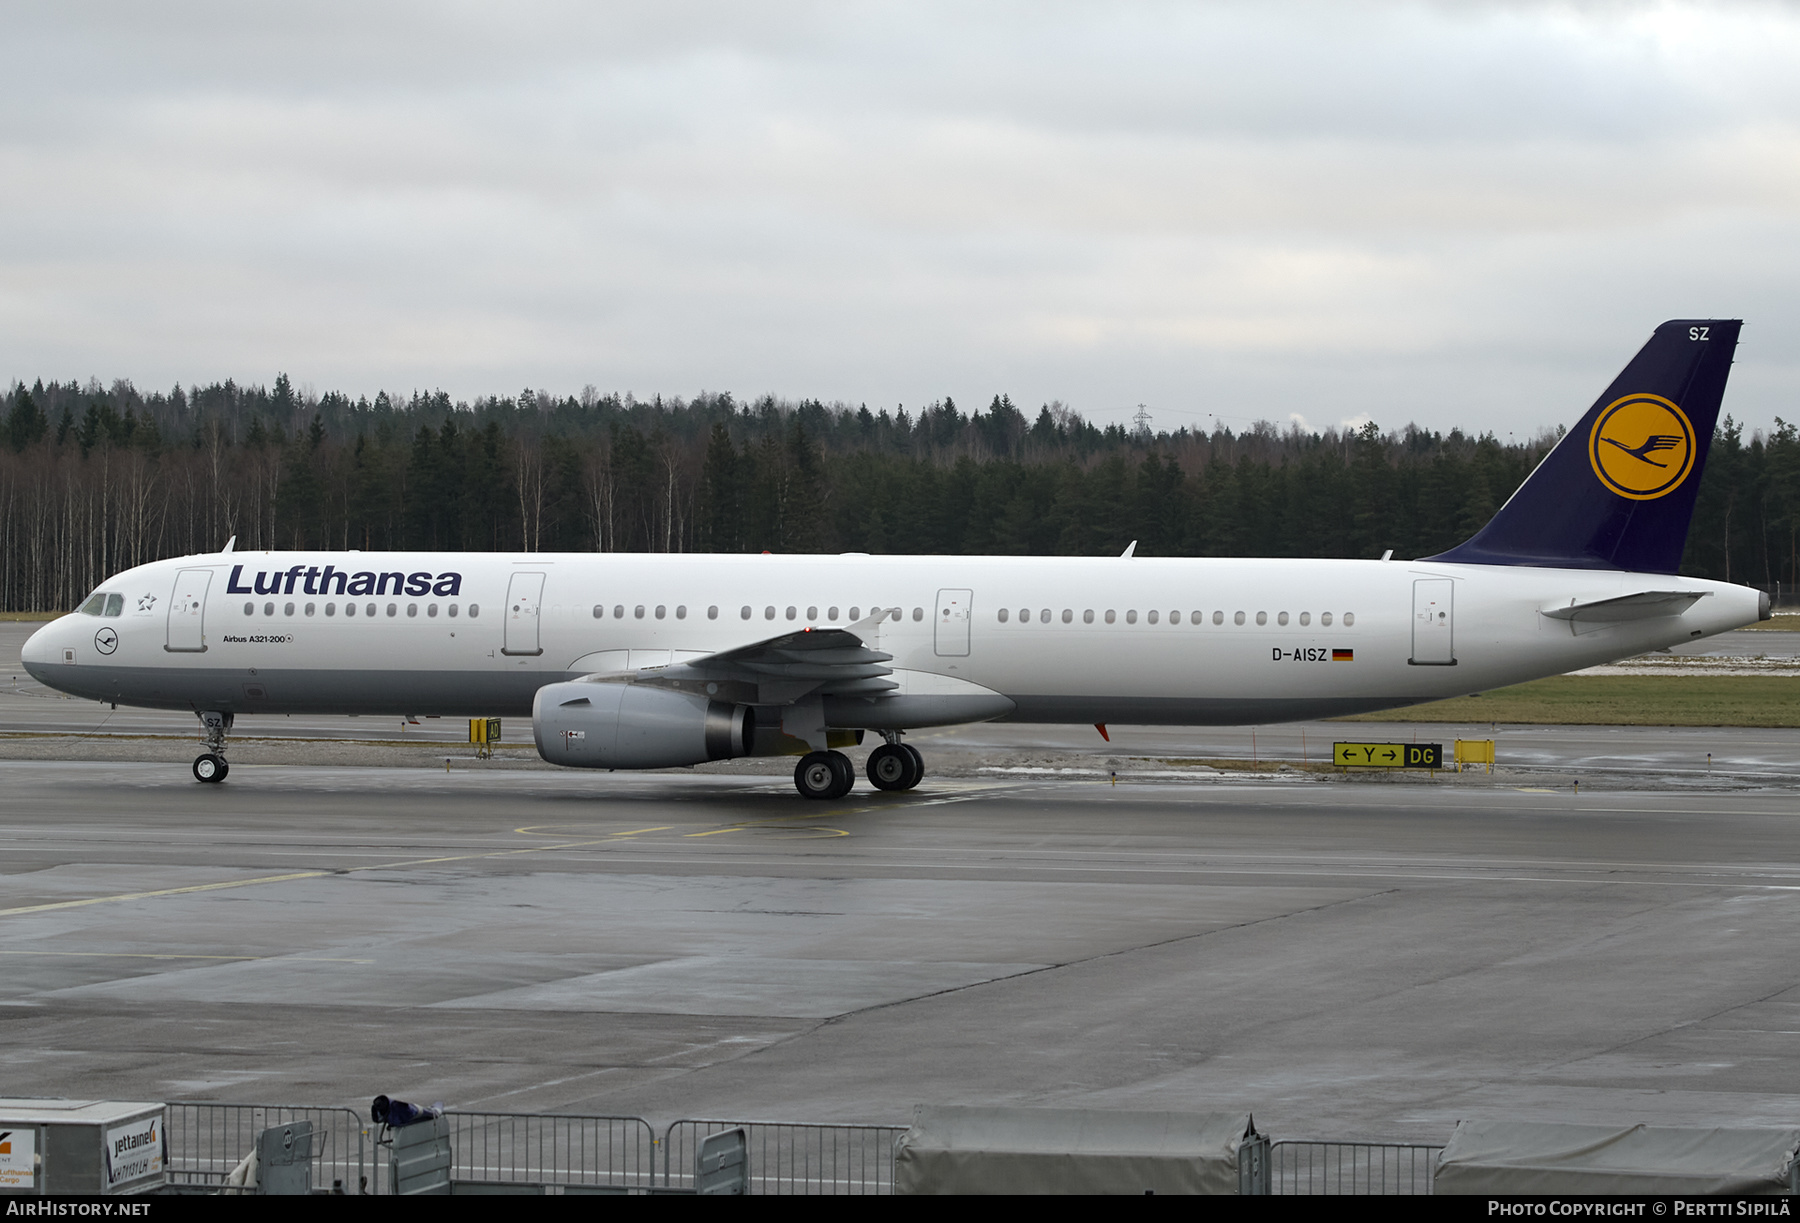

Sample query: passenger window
[243,601,254,615]
[1037,608,1049,624]
[1233,611,1245,625]
[708,606,718,619]
[828,606,838,620]
[1213,611,1224,625]
[305,603,316,617]
[676,606,687,619]
[998,608,1009,622]
[807,606,818,620]
[741,606,751,619]
[428,604,438,618]
[386,603,397,617]
[1299,612,1310,626]
[1147,610,1159,624]
[1019,608,1030,622]
[264,602,275,616]
[1061,609,1073,623]
[448,604,459,618]
[1255,611,1267,626]
[1344,612,1355,626]
[1126,610,1137,624]
[914,607,925,622]
[325,603,335,617]
[345,603,357,617]
[1321,612,1333,626]
[656,605,666,619]
[593,605,604,619]
[1083,610,1094,624]
[786,606,797,620]
[1277,611,1288,626]
[614,605,624,618]
[635,605,646,619]
[469,604,480,618]
[849,606,860,620]
[407,604,418,618]
[1190,611,1202,625]
[765,606,776,620]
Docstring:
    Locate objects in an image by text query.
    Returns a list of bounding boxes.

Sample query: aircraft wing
[579,609,899,706]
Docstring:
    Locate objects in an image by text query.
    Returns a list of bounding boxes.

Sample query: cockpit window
[104,593,124,617]
[80,593,107,615]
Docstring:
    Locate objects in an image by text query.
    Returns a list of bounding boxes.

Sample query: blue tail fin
[1425,319,1740,574]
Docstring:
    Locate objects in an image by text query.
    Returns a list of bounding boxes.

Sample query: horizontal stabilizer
[1541,590,1709,624]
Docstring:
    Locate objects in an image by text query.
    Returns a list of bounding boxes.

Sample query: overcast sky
[3,1,1799,438]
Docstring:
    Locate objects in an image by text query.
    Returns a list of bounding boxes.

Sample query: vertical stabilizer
[1425,320,1740,573]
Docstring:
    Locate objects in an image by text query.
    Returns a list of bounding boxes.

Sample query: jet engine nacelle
[533,681,753,769]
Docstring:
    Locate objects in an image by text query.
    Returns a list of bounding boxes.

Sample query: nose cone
[21,617,66,683]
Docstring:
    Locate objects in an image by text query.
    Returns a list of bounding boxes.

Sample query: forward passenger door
[165,569,212,653]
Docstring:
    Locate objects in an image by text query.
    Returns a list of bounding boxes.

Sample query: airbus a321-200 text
[23,320,1771,798]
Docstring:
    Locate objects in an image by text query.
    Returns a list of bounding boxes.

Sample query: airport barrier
[445,1110,657,1192]
[168,1101,1451,1195]
[661,1118,905,1194]
[165,1102,379,1194]
[1270,1140,1442,1195]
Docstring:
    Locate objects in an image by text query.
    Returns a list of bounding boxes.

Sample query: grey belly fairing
[26,662,564,718]
[31,657,1438,728]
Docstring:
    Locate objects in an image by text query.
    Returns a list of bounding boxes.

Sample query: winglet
[1120,541,1137,558]
[221,535,236,554]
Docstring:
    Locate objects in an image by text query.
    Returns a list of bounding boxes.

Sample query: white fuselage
[21,551,1763,725]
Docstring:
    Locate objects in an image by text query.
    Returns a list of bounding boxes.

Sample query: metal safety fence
[1270,1140,1442,1195]
[446,1110,657,1192]
[167,1102,1438,1194]
[165,1102,380,1194]
[661,1119,905,1194]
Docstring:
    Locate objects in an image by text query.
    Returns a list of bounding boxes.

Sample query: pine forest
[2,375,1796,613]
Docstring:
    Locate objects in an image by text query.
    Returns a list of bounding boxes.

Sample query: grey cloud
[2,1,1799,437]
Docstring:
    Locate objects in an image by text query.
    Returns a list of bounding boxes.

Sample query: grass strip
[1335,674,1800,727]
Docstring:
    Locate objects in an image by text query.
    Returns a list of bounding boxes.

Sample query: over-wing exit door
[935,589,972,657]
[503,572,546,656]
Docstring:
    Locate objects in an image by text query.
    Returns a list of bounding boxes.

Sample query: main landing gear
[193,710,232,783]
[866,741,923,792]
[793,735,925,800]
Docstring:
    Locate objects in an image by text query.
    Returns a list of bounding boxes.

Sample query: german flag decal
[1332,649,1354,662]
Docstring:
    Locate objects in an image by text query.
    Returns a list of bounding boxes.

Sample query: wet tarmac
[3,620,1799,1140]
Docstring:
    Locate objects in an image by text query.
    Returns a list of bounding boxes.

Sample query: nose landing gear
[193,710,233,783]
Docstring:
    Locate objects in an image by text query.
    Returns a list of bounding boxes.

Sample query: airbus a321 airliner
[22,320,1770,798]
